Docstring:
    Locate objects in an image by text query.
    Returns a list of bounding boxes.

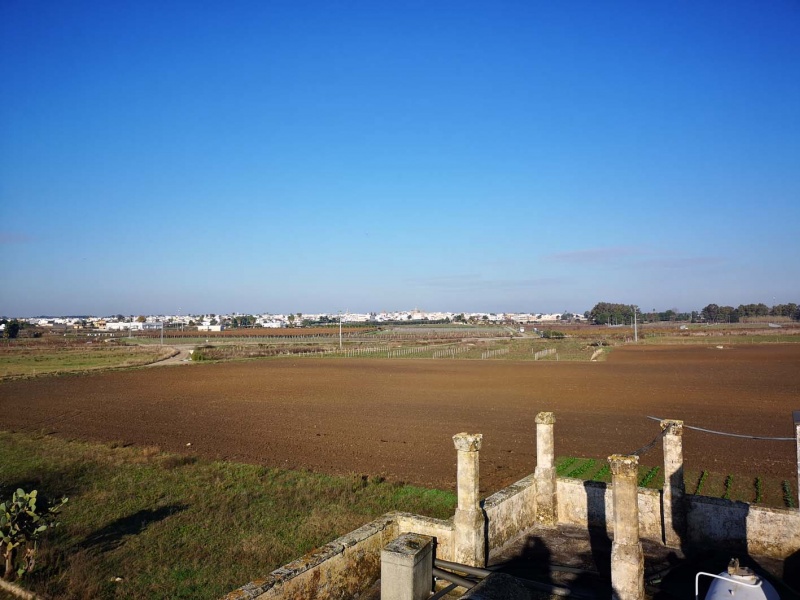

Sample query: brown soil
[0,344,798,495]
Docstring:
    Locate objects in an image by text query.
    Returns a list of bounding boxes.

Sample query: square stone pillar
[795,411,800,511]
[452,433,485,567]
[534,411,557,526]
[381,533,433,600]
[609,454,644,600]
[660,419,685,547]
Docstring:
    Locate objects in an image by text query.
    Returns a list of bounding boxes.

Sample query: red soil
[1,344,798,494]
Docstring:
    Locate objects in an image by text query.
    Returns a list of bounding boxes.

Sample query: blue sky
[2,1,799,317]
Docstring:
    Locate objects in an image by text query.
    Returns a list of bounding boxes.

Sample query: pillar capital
[535,411,555,425]
[453,433,482,452]
[660,419,684,436]
[609,454,639,477]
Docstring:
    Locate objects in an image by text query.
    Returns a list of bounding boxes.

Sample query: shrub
[542,330,565,339]
[1,489,67,581]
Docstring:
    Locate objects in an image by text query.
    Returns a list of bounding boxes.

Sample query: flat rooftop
[364,524,797,599]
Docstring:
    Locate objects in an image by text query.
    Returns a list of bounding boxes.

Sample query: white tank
[702,559,780,600]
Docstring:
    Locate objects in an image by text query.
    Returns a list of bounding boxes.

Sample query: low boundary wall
[223,515,397,600]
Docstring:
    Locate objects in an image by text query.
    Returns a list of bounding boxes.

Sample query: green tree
[3,320,20,339]
[588,302,635,325]
[701,304,720,322]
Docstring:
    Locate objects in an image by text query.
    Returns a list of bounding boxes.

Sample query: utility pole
[633,305,638,343]
[338,310,343,350]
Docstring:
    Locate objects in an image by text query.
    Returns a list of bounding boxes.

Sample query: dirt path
[1,344,798,495]
[145,345,193,366]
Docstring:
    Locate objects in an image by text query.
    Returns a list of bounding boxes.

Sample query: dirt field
[0,344,798,495]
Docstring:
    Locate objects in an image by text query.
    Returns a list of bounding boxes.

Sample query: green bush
[1,489,67,581]
[542,330,565,339]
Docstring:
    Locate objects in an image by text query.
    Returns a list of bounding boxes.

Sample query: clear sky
[2,1,799,317]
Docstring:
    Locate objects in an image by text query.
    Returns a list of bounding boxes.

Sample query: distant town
[6,310,587,333]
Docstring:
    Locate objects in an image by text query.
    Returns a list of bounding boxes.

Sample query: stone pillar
[609,454,644,600]
[660,419,685,547]
[381,533,433,600]
[795,411,800,511]
[534,411,557,526]
[452,433,485,567]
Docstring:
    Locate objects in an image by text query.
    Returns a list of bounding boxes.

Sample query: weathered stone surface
[687,496,800,558]
[659,419,683,436]
[381,533,433,600]
[609,454,638,478]
[453,433,482,453]
[610,454,644,600]
[454,432,485,567]
[484,474,536,557]
[395,512,455,561]
[796,417,800,513]
[224,414,800,600]
[661,419,685,548]
[222,514,397,600]
[454,508,485,567]
[555,478,662,540]
[534,414,557,526]
[610,542,645,600]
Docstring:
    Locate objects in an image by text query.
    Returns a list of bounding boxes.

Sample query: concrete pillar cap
[660,419,684,435]
[535,412,556,425]
[453,433,482,452]
[609,454,639,475]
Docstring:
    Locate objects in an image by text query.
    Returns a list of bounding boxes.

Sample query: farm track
[0,344,798,495]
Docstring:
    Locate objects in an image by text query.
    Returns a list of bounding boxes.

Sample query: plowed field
[1,344,798,494]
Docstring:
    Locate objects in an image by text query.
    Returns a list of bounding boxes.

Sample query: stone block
[381,533,433,600]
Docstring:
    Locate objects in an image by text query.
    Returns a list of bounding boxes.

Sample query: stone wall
[483,474,537,557]
[687,496,800,557]
[223,514,397,600]
[224,412,800,598]
[556,478,662,541]
[395,513,455,561]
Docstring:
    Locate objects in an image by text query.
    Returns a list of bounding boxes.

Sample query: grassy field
[555,456,792,508]
[0,432,456,600]
[0,342,175,379]
[14,324,791,375]
[187,336,606,363]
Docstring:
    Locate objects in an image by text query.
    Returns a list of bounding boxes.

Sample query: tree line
[699,302,799,323]
[586,302,800,325]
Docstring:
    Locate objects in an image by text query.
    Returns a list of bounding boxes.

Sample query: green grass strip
[694,470,709,495]
[556,457,577,476]
[591,464,610,482]
[783,480,796,508]
[639,466,660,488]
[0,432,456,599]
[566,458,596,479]
[722,475,734,500]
